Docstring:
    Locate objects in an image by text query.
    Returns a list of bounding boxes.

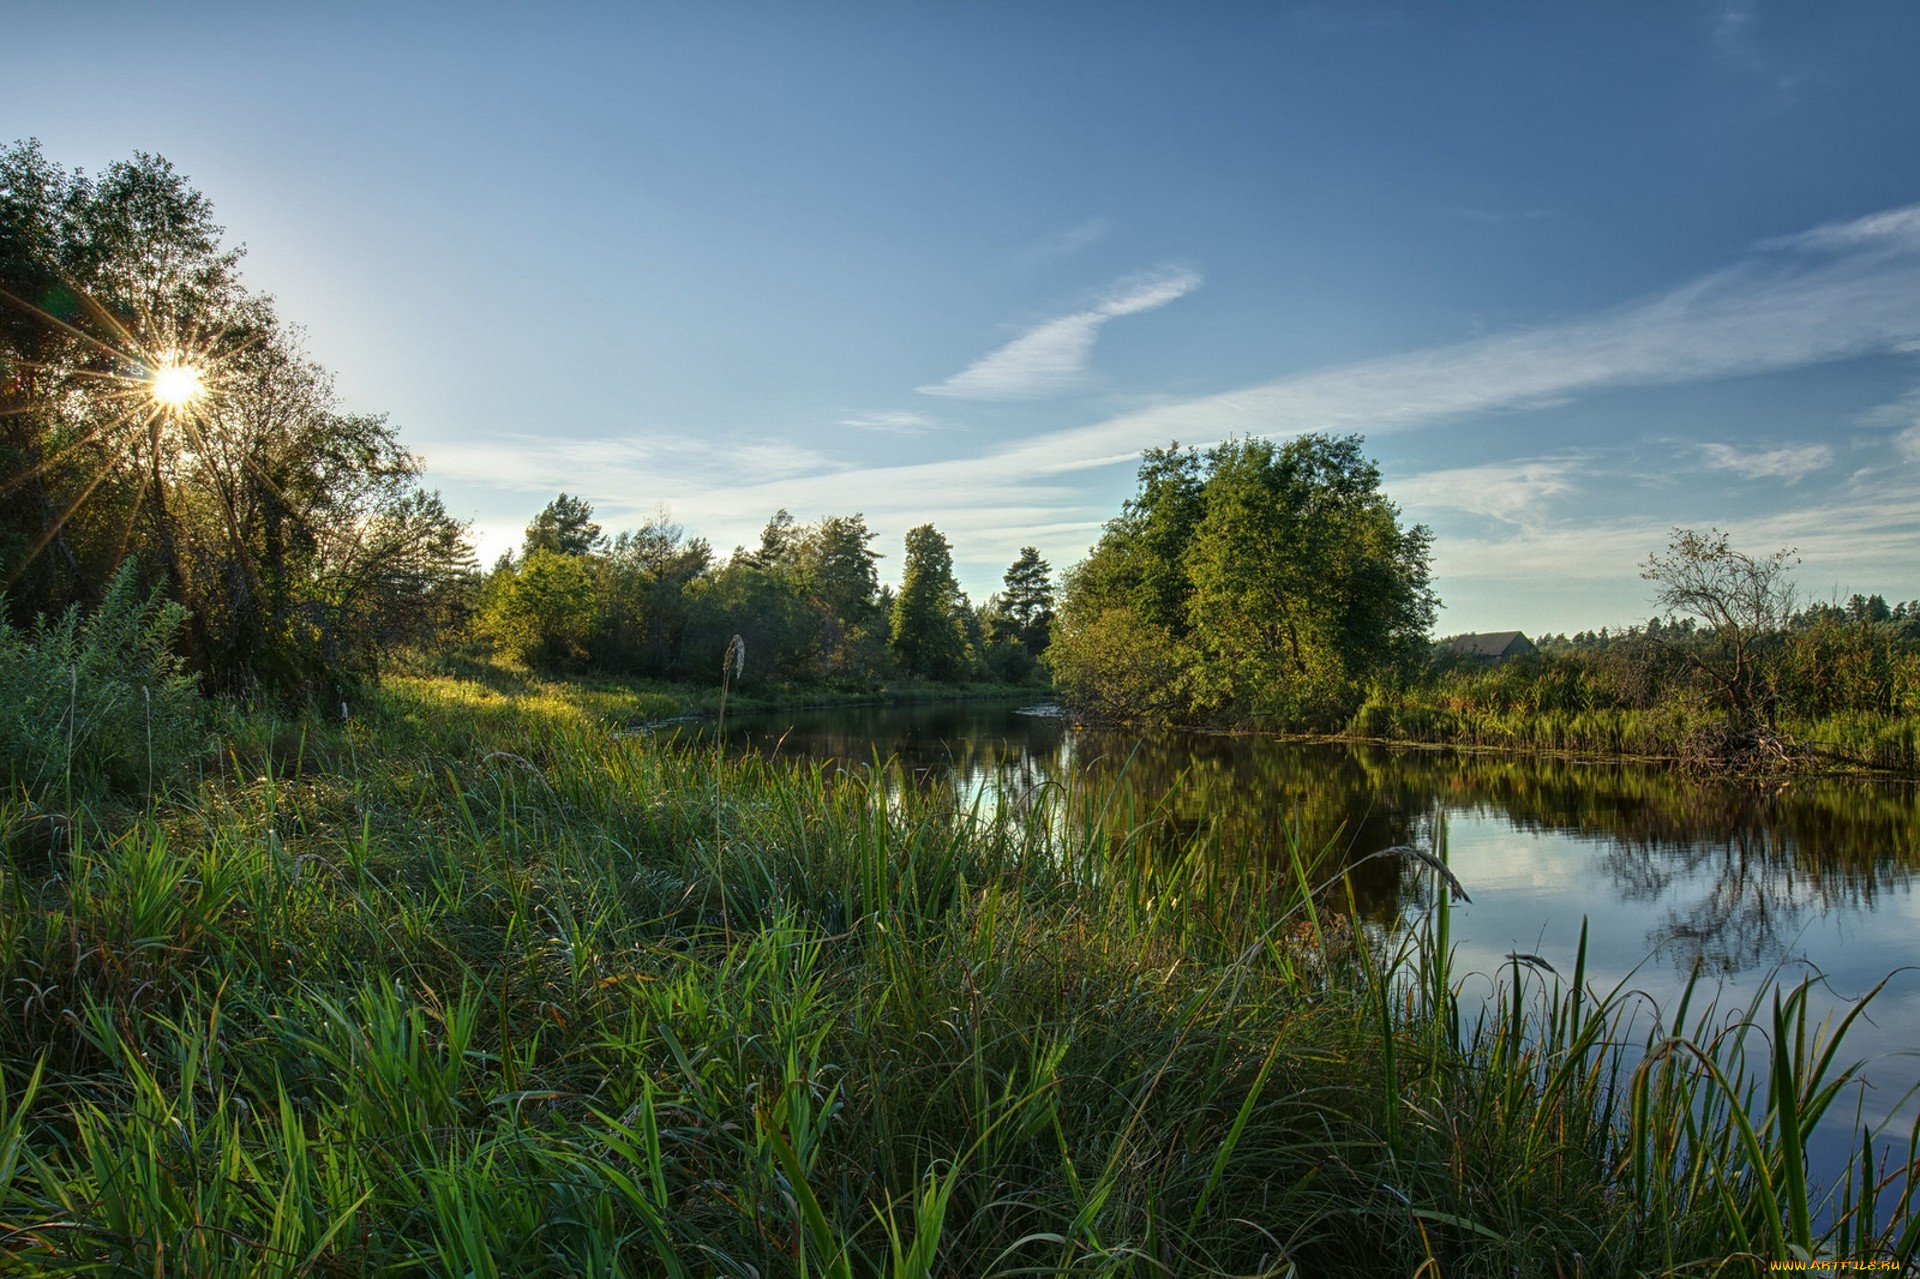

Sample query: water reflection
[715,701,1920,979]
[711,701,1920,1191]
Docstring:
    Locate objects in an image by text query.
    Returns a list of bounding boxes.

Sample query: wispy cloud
[1898,425,1920,463]
[1698,441,1833,481]
[1014,218,1113,270]
[1760,205,1920,253]
[956,200,1920,478]
[427,432,840,495]
[1390,458,1579,525]
[917,266,1201,400]
[838,410,940,433]
[1711,0,1759,63]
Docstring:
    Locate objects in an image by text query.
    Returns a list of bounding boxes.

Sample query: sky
[7,1,1920,636]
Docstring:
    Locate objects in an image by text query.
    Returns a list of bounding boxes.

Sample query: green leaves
[1051,434,1437,727]
[890,524,969,680]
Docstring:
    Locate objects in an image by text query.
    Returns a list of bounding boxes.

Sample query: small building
[1444,631,1536,662]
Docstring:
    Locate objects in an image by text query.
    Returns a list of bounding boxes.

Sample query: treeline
[1042,444,1920,771]
[474,494,1056,688]
[1367,533,1920,770]
[1422,617,1920,729]
[2,138,1055,743]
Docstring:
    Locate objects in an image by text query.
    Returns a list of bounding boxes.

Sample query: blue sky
[8,2,1920,634]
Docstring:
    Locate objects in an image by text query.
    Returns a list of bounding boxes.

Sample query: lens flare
[150,357,205,408]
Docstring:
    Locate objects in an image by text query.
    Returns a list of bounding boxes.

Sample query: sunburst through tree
[2,138,476,701]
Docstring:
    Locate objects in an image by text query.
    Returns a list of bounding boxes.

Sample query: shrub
[0,562,204,801]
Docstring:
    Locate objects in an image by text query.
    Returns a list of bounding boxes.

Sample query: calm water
[711,699,1920,1188]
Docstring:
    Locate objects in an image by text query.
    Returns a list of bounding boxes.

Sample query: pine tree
[890,524,967,679]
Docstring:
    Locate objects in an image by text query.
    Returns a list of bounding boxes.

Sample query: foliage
[1051,436,1436,727]
[522,492,606,558]
[1642,527,1800,727]
[0,559,203,801]
[478,548,598,671]
[890,523,970,680]
[998,545,1055,658]
[1349,530,1920,772]
[587,514,712,676]
[1,139,475,703]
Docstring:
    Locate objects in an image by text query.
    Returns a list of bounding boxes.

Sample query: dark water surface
[713,699,1920,1187]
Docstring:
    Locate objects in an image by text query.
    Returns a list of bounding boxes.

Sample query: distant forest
[474,496,1055,688]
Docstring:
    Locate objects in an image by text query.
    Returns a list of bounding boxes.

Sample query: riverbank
[1061,694,1920,779]
[413,655,1046,732]
[1344,690,1920,777]
[0,672,1912,1274]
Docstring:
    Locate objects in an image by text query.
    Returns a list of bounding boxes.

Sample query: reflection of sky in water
[1441,810,1920,1187]
[723,703,1920,1196]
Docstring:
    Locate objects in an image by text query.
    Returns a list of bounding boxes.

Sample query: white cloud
[839,410,940,433]
[1711,1,1758,63]
[1759,205,1920,253]
[1391,459,1579,525]
[956,200,1920,479]
[1698,442,1833,481]
[1898,425,1920,463]
[917,265,1201,400]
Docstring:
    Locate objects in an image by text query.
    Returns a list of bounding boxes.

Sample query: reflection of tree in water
[1601,831,1830,975]
[1340,747,1917,972]
[721,707,1919,973]
[1058,727,1424,922]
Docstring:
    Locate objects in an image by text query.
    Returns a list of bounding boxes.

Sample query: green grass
[0,671,1913,1275]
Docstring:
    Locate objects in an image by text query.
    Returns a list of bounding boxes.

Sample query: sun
[149,355,206,409]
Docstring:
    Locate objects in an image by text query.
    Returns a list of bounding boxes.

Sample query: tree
[479,547,597,670]
[1183,436,1435,724]
[745,508,800,571]
[1641,527,1798,726]
[2,140,473,701]
[1000,546,1055,658]
[523,493,604,558]
[589,514,711,676]
[793,513,884,676]
[890,524,968,680]
[1050,435,1436,726]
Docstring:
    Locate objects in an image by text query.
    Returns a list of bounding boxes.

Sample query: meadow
[0,670,1916,1276]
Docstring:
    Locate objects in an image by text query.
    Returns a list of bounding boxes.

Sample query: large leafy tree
[1183,436,1435,725]
[1050,435,1436,726]
[479,547,596,670]
[0,139,472,700]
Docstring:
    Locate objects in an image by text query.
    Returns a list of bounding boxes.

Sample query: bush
[0,562,205,801]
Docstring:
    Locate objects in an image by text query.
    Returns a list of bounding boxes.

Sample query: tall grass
[0,671,1912,1275]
